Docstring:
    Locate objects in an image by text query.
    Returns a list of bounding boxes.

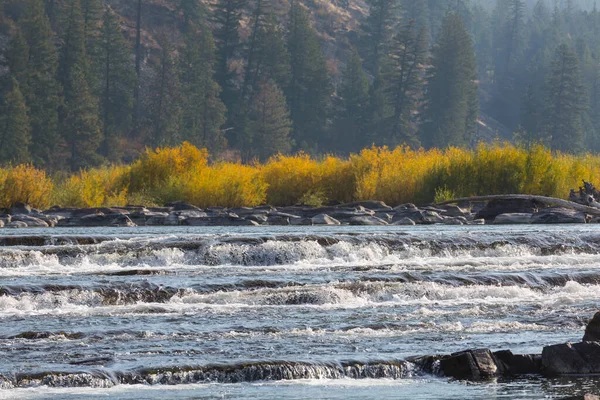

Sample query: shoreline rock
[2,198,600,228]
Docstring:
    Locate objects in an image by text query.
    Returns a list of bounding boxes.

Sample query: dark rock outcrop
[476,198,539,221]
[440,349,504,380]
[531,208,588,224]
[583,311,600,342]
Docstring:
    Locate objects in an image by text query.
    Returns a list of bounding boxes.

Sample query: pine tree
[422,13,478,148]
[361,0,399,74]
[384,22,428,148]
[0,79,31,164]
[96,7,136,161]
[246,81,292,161]
[176,0,206,31]
[235,5,290,154]
[63,60,102,171]
[146,35,181,148]
[286,2,331,152]
[81,0,102,43]
[542,43,587,153]
[179,27,226,152]
[333,47,370,153]
[58,0,88,103]
[6,30,29,84]
[19,0,62,167]
[213,0,244,111]
[59,0,102,170]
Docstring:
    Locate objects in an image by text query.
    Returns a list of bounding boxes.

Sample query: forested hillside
[0,0,599,171]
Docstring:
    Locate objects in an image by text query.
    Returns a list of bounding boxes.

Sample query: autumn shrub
[351,146,446,205]
[0,164,54,209]
[52,166,130,208]
[261,153,325,206]
[158,163,267,208]
[128,142,209,194]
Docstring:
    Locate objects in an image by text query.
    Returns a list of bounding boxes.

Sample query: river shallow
[1,225,600,398]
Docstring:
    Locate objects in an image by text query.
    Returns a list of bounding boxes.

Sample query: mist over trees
[0,0,599,170]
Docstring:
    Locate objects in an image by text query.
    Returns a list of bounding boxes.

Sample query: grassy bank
[0,142,599,210]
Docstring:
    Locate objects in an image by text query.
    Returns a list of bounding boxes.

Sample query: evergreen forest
[0,0,599,171]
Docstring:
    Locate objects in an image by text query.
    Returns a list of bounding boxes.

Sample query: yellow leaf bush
[2,143,600,210]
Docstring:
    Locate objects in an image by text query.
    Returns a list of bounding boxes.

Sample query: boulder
[531,208,587,224]
[127,210,169,226]
[9,202,32,215]
[267,212,302,225]
[0,214,11,225]
[374,212,393,222]
[245,214,268,224]
[311,214,341,225]
[0,220,3,228]
[10,215,49,228]
[393,209,425,224]
[337,200,392,211]
[443,216,467,225]
[476,198,539,221]
[393,203,418,211]
[185,216,258,226]
[57,213,136,227]
[440,349,504,380]
[349,216,389,226]
[6,221,27,228]
[393,217,416,226]
[145,213,183,226]
[422,211,444,224]
[164,201,202,211]
[541,342,600,375]
[583,311,600,342]
[439,205,468,217]
[493,350,542,375]
[290,217,313,226]
[469,219,486,225]
[493,213,533,224]
[175,210,209,218]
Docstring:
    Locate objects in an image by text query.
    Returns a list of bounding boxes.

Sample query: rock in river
[583,311,600,342]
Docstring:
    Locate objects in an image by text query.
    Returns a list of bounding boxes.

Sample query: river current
[1,225,600,399]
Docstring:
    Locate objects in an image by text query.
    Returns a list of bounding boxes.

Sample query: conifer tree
[246,81,292,161]
[213,0,244,111]
[421,13,478,148]
[177,0,206,31]
[147,35,181,148]
[19,0,62,167]
[361,0,399,74]
[286,2,331,152]
[542,43,587,153]
[96,7,136,161]
[0,79,31,164]
[384,22,428,147]
[81,0,102,43]
[59,0,102,170]
[333,47,370,153]
[179,27,226,152]
[6,30,29,84]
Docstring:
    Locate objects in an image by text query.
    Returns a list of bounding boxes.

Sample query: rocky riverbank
[0,197,598,228]
[413,312,600,399]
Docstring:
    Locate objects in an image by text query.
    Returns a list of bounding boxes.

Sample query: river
[1,225,599,399]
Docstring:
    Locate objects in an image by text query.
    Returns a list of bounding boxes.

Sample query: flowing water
[1,225,600,399]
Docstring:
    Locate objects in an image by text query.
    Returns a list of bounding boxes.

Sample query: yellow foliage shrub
[128,142,209,193]
[159,163,267,208]
[52,166,130,208]
[0,165,54,209]
[3,143,600,210]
